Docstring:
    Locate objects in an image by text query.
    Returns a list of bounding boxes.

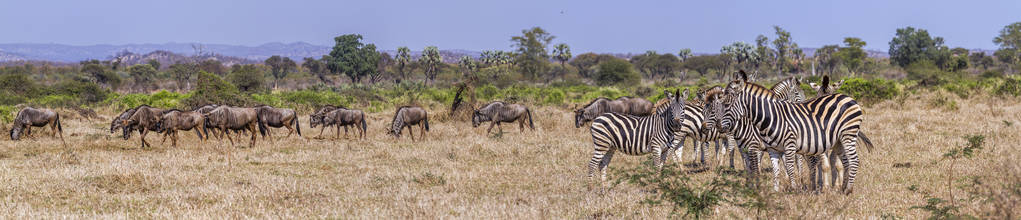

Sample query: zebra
[588,89,688,183]
[658,86,728,168]
[707,71,874,194]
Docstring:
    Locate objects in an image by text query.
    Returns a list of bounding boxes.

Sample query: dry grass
[0,93,1018,218]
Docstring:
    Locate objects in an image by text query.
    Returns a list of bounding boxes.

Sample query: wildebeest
[120,105,165,148]
[387,106,429,141]
[9,107,66,148]
[111,107,139,136]
[156,109,207,147]
[615,96,654,116]
[472,101,534,134]
[203,106,265,148]
[574,98,627,128]
[71,106,100,122]
[313,108,367,139]
[192,104,222,139]
[254,105,300,141]
[309,105,342,137]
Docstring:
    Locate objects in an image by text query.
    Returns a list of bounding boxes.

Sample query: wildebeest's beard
[309,115,321,128]
[10,125,23,140]
[471,111,484,127]
[574,110,584,128]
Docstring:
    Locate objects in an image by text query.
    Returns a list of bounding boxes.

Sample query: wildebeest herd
[8,71,869,195]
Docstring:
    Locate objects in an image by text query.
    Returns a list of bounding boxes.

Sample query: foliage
[993,22,1021,66]
[167,62,197,91]
[395,46,413,81]
[183,71,249,108]
[327,34,380,84]
[614,162,778,219]
[511,27,555,80]
[995,76,1021,97]
[264,55,297,88]
[227,64,267,93]
[0,105,15,123]
[837,77,900,103]
[128,64,158,91]
[570,52,615,78]
[889,26,948,69]
[594,59,640,87]
[420,46,443,84]
[684,55,725,77]
[837,37,868,74]
[302,56,331,84]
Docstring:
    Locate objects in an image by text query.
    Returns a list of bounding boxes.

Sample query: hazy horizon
[2,0,1020,54]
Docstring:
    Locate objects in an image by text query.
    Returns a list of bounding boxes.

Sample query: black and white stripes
[587,89,688,182]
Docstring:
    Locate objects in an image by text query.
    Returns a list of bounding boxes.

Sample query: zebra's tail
[858,131,874,153]
[526,108,535,130]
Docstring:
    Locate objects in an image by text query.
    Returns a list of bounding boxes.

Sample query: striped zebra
[709,77,807,171]
[588,89,688,183]
[808,75,873,188]
[662,86,727,167]
[708,71,873,194]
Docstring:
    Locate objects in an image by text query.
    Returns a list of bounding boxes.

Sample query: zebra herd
[586,71,874,195]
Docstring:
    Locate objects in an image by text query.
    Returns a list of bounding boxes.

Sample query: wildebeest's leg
[140,129,149,148]
[518,118,525,132]
[419,123,426,140]
[486,121,497,134]
[248,123,258,148]
[284,119,294,138]
[406,125,414,141]
[334,124,341,140]
[317,125,326,138]
[171,130,179,148]
[223,126,236,147]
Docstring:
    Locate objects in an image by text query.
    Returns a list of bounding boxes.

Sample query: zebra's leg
[673,136,686,166]
[807,155,820,193]
[782,147,800,192]
[653,144,665,170]
[663,139,678,165]
[768,151,784,192]
[595,148,617,182]
[692,139,700,163]
[840,135,859,195]
[746,145,761,187]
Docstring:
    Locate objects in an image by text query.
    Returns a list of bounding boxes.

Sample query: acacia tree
[168,62,197,91]
[889,26,946,68]
[420,46,443,84]
[128,64,157,92]
[511,27,555,80]
[395,46,412,81]
[837,37,867,75]
[265,55,297,89]
[754,35,774,73]
[816,45,840,76]
[772,26,793,73]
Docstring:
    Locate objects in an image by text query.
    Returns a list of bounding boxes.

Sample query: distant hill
[112,50,257,67]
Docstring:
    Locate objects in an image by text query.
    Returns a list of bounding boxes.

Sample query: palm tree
[396,46,412,81]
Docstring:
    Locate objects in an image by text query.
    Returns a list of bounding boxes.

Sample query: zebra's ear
[737,70,748,82]
[663,90,674,99]
[835,79,845,89]
[681,89,689,100]
[809,82,820,90]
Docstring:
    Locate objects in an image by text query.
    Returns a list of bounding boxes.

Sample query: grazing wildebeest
[472,101,534,134]
[192,104,222,139]
[574,98,628,128]
[615,96,654,116]
[310,105,343,137]
[387,106,429,141]
[9,107,66,147]
[254,105,300,142]
[155,109,207,148]
[111,107,139,136]
[120,105,165,148]
[314,108,367,139]
[203,106,264,148]
[71,106,100,122]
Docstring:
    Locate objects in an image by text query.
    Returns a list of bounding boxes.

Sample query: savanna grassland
[0,91,1017,219]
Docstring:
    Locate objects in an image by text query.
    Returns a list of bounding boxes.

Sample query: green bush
[838,77,900,103]
[0,105,14,123]
[182,71,251,108]
[51,80,111,105]
[543,89,566,105]
[594,59,640,87]
[995,76,1021,97]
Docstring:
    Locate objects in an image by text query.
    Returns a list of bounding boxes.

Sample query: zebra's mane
[652,98,670,112]
[770,77,799,91]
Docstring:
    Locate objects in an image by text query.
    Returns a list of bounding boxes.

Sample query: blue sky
[1,0,1019,53]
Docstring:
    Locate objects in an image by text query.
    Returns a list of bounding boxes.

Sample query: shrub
[594,59,640,87]
[838,77,900,103]
[182,71,251,108]
[996,76,1021,97]
[543,89,566,105]
[227,65,267,93]
[0,105,14,123]
[51,80,111,105]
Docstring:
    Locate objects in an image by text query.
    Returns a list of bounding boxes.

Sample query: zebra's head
[662,89,688,130]
[717,71,750,132]
[701,89,725,134]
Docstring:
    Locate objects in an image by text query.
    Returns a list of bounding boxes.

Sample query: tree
[420,46,443,84]
[80,61,120,89]
[264,55,297,89]
[168,62,197,91]
[816,45,840,75]
[649,53,680,80]
[128,64,157,92]
[594,58,640,87]
[970,52,992,70]
[326,34,380,84]
[721,42,755,72]
[889,26,946,68]
[228,64,265,93]
[458,56,478,79]
[302,56,331,84]
[511,27,555,80]
[683,55,725,77]
[197,59,226,76]
[837,37,868,75]
[994,22,1021,71]
[947,47,970,72]
[754,35,774,73]
[677,49,692,62]
[552,43,572,80]
[772,26,793,73]
[569,53,601,78]
[147,59,161,71]
[395,46,412,81]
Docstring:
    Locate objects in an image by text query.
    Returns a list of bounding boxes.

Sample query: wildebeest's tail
[257,115,268,137]
[360,112,367,133]
[294,116,302,136]
[201,119,210,141]
[526,108,535,130]
[56,114,62,133]
[859,131,874,153]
